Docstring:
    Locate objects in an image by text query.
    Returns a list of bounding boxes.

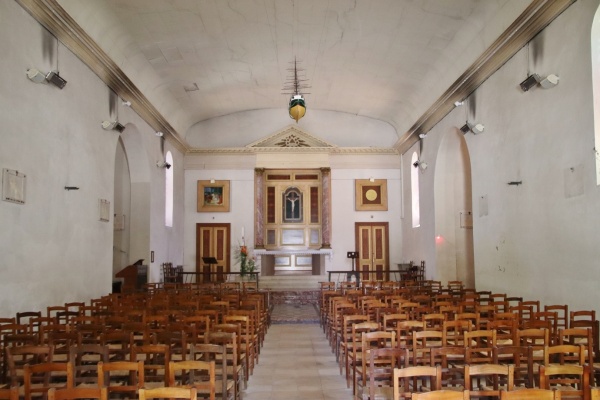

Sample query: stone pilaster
[320,167,332,248]
[254,168,265,249]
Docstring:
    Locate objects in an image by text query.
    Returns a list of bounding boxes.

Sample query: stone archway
[113,124,151,272]
[434,128,475,288]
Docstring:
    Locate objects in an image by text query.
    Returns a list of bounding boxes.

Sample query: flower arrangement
[235,243,256,277]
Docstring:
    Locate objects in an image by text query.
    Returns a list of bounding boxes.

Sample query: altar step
[259,275,325,291]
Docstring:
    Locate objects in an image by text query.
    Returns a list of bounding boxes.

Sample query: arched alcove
[115,124,151,268]
[434,129,475,287]
[591,5,600,184]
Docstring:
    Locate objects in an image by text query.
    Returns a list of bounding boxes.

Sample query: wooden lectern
[116,259,147,292]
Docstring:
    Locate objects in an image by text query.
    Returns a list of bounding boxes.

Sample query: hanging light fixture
[282,58,310,123]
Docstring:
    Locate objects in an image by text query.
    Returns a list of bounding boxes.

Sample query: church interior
[2,0,600,398]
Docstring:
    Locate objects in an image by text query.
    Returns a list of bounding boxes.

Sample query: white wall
[403,0,600,313]
[0,2,184,316]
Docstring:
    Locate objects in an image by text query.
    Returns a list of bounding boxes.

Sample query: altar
[255,248,333,276]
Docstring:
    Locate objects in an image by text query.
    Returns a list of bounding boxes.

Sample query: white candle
[241,226,245,239]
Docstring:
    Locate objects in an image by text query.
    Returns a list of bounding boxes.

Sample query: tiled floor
[243,306,352,399]
[271,303,320,324]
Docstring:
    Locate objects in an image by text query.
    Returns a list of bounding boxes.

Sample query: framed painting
[197,180,230,212]
[355,179,388,211]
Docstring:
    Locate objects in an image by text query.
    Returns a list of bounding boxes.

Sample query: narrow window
[165,151,173,227]
[411,152,420,228]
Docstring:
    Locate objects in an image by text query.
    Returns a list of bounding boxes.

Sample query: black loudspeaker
[347,251,359,259]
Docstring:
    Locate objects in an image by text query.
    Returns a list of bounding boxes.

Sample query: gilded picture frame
[355,179,388,211]
[197,180,230,212]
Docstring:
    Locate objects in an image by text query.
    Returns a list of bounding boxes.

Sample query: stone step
[258,275,326,291]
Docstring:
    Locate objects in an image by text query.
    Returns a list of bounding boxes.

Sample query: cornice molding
[393,0,577,154]
[15,0,189,154]
[188,147,399,155]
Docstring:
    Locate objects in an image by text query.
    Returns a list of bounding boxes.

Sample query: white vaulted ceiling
[55,0,534,149]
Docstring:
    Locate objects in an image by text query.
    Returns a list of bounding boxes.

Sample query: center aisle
[242,315,352,399]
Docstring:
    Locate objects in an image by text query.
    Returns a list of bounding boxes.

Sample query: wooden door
[196,223,230,282]
[355,222,389,281]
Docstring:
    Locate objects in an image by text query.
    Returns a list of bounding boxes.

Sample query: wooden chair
[412,330,443,366]
[46,387,107,400]
[0,387,18,400]
[139,387,197,400]
[355,347,408,400]
[68,344,109,386]
[355,331,396,395]
[131,344,170,387]
[545,344,586,366]
[393,365,441,399]
[411,390,469,400]
[592,387,600,399]
[430,346,466,391]
[348,322,380,388]
[97,361,144,398]
[500,388,561,399]
[546,305,569,331]
[340,315,369,377]
[24,362,73,400]
[5,345,54,387]
[464,363,514,398]
[493,345,533,388]
[539,364,590,400]
[190,343,235,400]
[169,360,216,400]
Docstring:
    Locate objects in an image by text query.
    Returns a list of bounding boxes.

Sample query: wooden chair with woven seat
[393,365,442,399]
[68,344,109,387]
[0,387,18,400]
[355,330,396,396]
[204,331,242,400]
[539,364,590,400]
[97,360,144,398]
[139,387,197,400]
[545,344,586,366]
[500,388,561,399]
[464,363,514,399]
[339,315,369,378]
[190,343,235,400]
[6,344,54,388]
[169,360,216,400]
[430,346,466,391]
[356,347,408,400]
[411,390,469,400]
[131,344,171,388]
[348,321,380,389]
[592,387,600,399]
[493,345,533,388]
[412,330,444,366]
[24,361,73,400]
[46,387,107,400]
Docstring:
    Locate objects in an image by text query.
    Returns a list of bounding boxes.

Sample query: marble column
[254,168,265,249]
[321,167,332,248]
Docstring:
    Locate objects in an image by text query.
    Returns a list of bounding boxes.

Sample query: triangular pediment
[247,125,336,149]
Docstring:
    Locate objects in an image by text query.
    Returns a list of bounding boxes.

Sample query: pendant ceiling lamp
[283,58,310,123]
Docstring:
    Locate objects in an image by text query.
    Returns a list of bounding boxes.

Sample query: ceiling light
[155,131,164,137]
[122,100,131,107]
[101,120,125,133]
[157,161,171,169]
[26,68,67,89]
[454,101,464,107]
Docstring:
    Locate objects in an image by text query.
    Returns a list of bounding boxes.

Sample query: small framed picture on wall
[197,180,230,212]
[355,179,388,211]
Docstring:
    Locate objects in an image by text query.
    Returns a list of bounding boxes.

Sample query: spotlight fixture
[412,160,428,170]
[540,74,559,89]
[101,120,125,133]
[419,133,427,139]
[460,122,484,135]
[155,131,164,137]
[26,68,67,89]
[454,101,464,107]
[520,74,541,92]
[520,73,559,92]
[122,100,132,107]
[157,161,171,169]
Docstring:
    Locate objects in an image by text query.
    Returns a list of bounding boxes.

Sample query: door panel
[196,224,230,282]
[356,223,389,281]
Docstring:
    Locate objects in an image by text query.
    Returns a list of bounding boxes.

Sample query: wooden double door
[196,223,230,282]
[355,222,389,281]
